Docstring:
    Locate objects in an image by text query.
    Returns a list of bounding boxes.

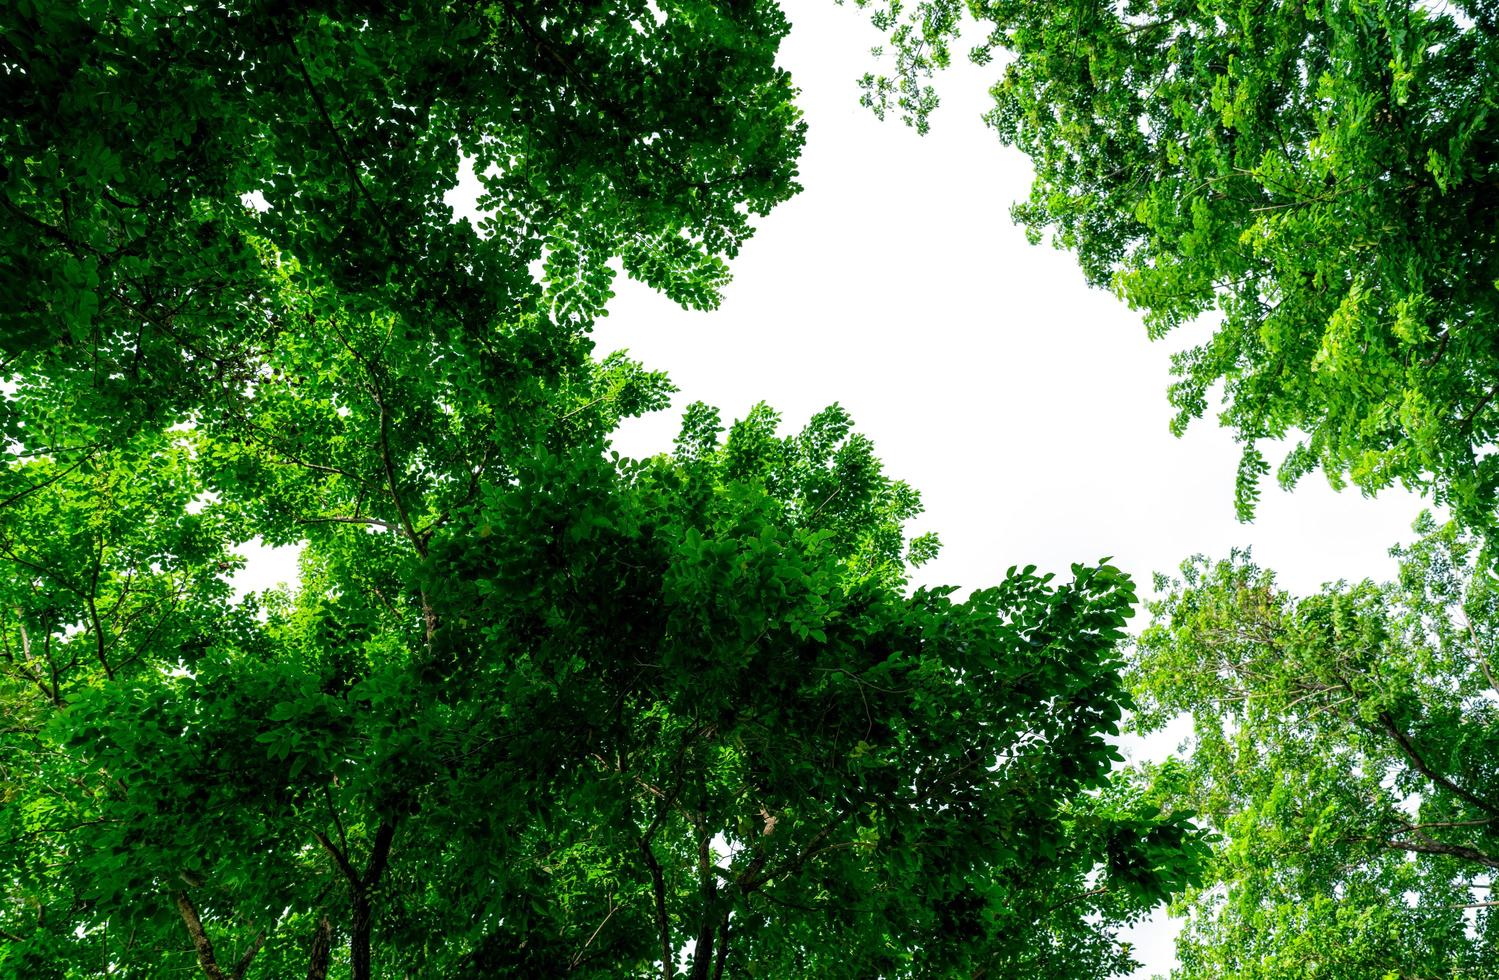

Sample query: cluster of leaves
[1128,514,1497,977]
[856,0,1499,547]
[416,407,1207,977]
[1,2,1208,978]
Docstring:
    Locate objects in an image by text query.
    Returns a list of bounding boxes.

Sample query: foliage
[1129,514,1498,978]
[2,0,805,434]
[855,0,1499,546]
[416,405,1209,978]
[1,2,1205,977]
[0,396,1207,978]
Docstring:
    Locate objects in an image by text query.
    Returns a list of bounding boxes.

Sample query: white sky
[592,5,1427,975]
[240,4,1430,974]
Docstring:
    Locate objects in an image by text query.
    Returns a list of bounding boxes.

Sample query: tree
[1128,514,1498,977]
[854,0,1499,546]
[2,3,1205,977]
[1,398,1208,978]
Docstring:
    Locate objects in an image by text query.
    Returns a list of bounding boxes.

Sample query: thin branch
[640,839,671,980]
[84,538,112,680]
[1459,613,1499,695]
[229,931,267,980]
[291,47,398,245]
[373,391,424,558]
[313,830,359,886]
[1404,817,1493,831]
[299,515,396,531]
[324,784,349,857]
[568,894,618,971]
[633,725,708,980]
[1460,384,1497,432]
[0,455,94,511]
[1375,711,1499,819]
[1380,837,1499,871]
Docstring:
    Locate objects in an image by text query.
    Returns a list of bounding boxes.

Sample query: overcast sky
[243,4,1431,974]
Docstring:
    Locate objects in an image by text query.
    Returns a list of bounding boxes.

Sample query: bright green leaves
[544,224,618,328]
[858,0,1499,552]
[1129,515,1499,976]
[4,4,808,975]
[850,0,970,135]
[0,3,1214,976]
[3,0,806,440]
[1234,444,1271,522]
[0,429,240,700]
[620,230,734,312]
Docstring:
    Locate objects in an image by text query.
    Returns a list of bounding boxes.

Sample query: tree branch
[640,838,672,980]
[291,47,398,245]
[1375,711,1499,819]
[230,931,267,980]
[313,830,359,886]
[0,455,94,511]
[1381,837,1499,871]
[174,891,261,980]
[175,890,229,980]
[361,819,396,890]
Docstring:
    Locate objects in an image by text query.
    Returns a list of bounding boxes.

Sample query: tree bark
[350,895,374,980]
[710,904,731,980]
[175,891,230,980]
[350,820,396,980]
[307,915,333,980]
[689,820,717,980]
[174,891,263,980]
[315,817,396,980]
[1384,837,1499,871]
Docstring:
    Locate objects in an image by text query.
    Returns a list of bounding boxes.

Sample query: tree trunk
[174,891,230,980]
[351,894,373,980]
[306,915,332,980]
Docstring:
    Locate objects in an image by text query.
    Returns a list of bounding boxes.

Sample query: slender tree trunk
[174,891,230,980]
[349,820,396,980]
[689,819,717,980]
[350,894,373,980]
[710,907,731,980]
[689,916,715,980]
[306,915,332,980]
[174,890,263,980]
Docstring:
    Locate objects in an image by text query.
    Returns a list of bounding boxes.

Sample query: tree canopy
[1,3,1206,977]
[857,0,1499,546]
[0,391,1206,978]
[1129,514,1497,977]
[3,0,805,433]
